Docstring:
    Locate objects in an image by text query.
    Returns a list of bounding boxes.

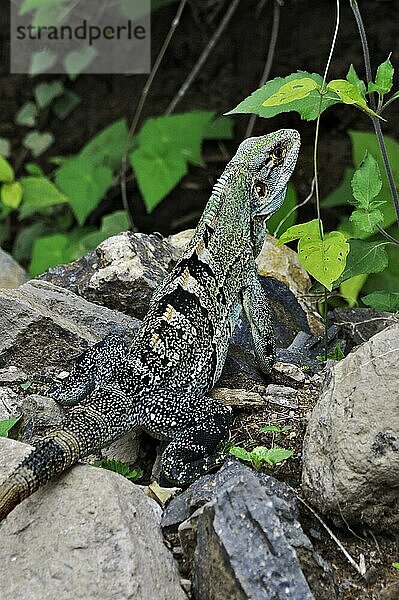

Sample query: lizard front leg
[242,274,276,375]
[141,393,232,486]
[45,334,129,406]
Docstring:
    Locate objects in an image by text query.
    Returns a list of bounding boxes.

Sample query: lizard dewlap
[0,130,300,521]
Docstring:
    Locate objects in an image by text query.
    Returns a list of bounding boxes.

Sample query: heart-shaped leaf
[23,131,55,157]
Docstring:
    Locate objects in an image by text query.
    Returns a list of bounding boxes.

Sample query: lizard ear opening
[254,180,268,199]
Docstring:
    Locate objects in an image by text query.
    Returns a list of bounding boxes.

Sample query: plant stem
[165,0,241,115]
[120,0,188,226]
[376,224,399,247]
[313,0,340,359]
[350,0,399,227]
[245,0,281,138]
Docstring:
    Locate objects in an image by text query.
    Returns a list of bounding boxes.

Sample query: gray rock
[0,247,27,289]
[0,438,186,600]
[263,383,299,409]
[19,394,65,443]
[333,307,397,351]
[41,231,175,319]
[0,279,139,374]
[0,366,28,384]
[167,460,336,600]
[302,324,399,532]
[0,386,21,420]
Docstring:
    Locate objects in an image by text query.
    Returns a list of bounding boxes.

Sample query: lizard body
[0,129,300,521]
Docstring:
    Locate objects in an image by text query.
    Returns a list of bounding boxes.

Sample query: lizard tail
[0,389,136,521]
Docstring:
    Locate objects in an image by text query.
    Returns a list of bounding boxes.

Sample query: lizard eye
[271,146,286,162]
[254,180,268,198]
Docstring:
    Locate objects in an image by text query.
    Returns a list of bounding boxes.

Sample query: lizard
[0,129,300,521]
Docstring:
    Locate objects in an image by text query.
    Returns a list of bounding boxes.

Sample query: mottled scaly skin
[0,130,300,521]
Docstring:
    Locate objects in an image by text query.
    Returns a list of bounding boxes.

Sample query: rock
[0,387,21,419]
[0,366,28,384]
[102,430,140,466]
[211,387,264,408]
[0,248,27,289]
[19,395,65,443]
[263,383,299,410]
[0,438,186,600]
[332,307,397,351]
[163,460,336,599]
[272,360,307,386]
[302,324,399,532]
[0,279,139,374]
[41,232,176,320]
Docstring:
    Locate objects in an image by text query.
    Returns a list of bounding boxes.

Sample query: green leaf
[55,157,113,225]
[349,207,384,233]
[260,425,282,433]
[267,183,297,236]
[29,233,70,276]
[251,446,294,466]
[80,119,129,170]
[362,291,399,312]
[392,562,399,571]
[52,90,81,120]
[13,222,49,262]
[64,46,97,80]
[351,151,383,208]
[20,381,32,390]
[15,101,38,127]
[74,211,130,254]
[23,131,55,157]
[279,219,349,291]
[368,56,394,95]
[34,80,64,109]
[0,157,14,183]
[0,416,21,438]
[130,112,215,211]
[364,238,399,294]
[327,80,381,118]
[204,116,234,139]
[346,64,366,98]
[340,274,368,307]
[321,168,354,208]
[93,459,143,481]
[228,72,340,121]
[0,138,11,158]
[29,50,58,75]
[229,446,252,462]
[1,182,23,208]
[262,77,320,107]
[20,0,66,14]
[19,176,67,219]
[334,239,388,287]
[25,163,45,176]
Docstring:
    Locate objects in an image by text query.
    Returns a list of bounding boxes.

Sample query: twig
[119,0,188,226]
[165,0,241,115]
[245,0,281,138]
[272,177,315,237]
[289,487,367,577]
[376,224,399,246]
[350,0,399,227]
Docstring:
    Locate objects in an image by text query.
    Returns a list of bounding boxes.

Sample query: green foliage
[326,79,380,118]
[23,131,55,157]
[19,176,67,218]
[16,101,38,127]
[55,158,113,225]
[130,111,231,212]
[334,240,388,287]
[279,219,349,291]
[259,425,292,434]
[0,157,15,183]
[0,416,21,438]
[368,56,394,95]
[0,138,11,158]
[34,80,64,109]
[267,184,297,236]
[228,72,339,121]
[229,445,293,470]
[80,118,129,170]
[392,562,399,571]
[1,182,23,209]
[93,459,143,482]
[317,343,345,362]
[362,291,399,312]
[349,152,385,233]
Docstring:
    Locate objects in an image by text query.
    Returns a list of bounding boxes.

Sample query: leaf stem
[350,0,399,227]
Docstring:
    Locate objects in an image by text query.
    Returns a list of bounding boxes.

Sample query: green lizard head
[231,129,300,219]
